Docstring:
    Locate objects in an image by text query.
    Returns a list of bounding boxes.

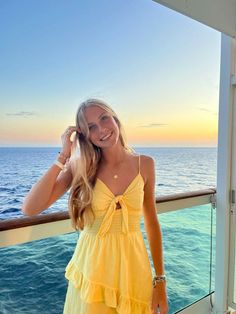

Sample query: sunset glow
[0,0,220,147]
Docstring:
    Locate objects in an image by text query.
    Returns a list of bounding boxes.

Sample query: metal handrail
[0,187,216,232]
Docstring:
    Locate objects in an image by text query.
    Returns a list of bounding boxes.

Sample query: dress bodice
[84,155,145,237]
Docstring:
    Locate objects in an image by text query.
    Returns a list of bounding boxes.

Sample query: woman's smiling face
[84,105,120,148]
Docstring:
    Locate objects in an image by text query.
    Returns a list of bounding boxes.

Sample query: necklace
[102,153,128,180]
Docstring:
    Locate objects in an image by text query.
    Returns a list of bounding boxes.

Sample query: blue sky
[0,0,221,147]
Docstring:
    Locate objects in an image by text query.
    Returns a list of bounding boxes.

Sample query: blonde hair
[68,98,133,231]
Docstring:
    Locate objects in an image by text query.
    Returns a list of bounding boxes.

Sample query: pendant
[113,174,118,179]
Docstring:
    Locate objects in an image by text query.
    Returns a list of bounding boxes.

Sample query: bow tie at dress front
[63,155,154,314]
[96,194,129,237]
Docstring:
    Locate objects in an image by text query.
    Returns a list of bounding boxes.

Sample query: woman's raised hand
[60,126,78,158]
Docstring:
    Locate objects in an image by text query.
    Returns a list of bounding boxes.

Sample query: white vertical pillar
[214,34,236,314]
[227,36,236,310]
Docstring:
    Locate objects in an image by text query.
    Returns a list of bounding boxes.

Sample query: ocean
[0,147,217,314]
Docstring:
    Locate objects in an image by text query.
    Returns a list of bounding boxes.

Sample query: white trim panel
[0,220,75,248]
[177,293,213,314]
[213,34,235,314]
[152,0,236,38]
[228,36,236,310]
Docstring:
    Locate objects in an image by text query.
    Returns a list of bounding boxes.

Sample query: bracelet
[152,275,166,288]
[54,160,65,171]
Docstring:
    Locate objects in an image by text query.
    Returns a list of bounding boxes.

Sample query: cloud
[139,123,168,128]
[196,107,217,116]
[5,111,38,117]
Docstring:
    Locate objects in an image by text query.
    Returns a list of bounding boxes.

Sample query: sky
[0,0,221,147]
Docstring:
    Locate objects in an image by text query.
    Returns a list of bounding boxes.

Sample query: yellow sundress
[63,155,153,314]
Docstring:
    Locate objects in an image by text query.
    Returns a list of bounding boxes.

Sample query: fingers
[152,305,169,314]
[65,126,77,135]
[62,127,79,142]
[61,126,76,147]
[152,306,168,314]
[152,307,160,314]
[151,303,158,313]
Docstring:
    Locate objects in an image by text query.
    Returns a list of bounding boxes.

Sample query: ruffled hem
[65,260,152,314]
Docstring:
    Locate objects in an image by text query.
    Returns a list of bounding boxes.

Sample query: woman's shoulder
[129,150,154,161]
[138,154,155,183]
[139,154,155,166]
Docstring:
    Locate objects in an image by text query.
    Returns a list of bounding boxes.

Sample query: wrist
[54,151,70,171]
[152,274,166,288]
[54,160,65,171]
[57,151,70,164]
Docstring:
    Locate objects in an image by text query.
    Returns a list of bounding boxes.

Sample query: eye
[101,115,109,121]
[88,124,96,131]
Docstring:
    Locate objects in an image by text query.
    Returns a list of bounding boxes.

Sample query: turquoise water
[0,147,216,313]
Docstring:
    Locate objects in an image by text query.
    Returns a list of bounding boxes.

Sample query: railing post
[213,33,235,314]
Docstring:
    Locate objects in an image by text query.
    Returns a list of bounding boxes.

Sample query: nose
[99,125,109,135]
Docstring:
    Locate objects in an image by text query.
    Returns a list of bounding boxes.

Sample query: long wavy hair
[68,98,133,231]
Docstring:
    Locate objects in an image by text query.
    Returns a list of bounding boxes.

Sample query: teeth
[101,132,112,141]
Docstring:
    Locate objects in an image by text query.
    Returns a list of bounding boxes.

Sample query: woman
[22,98,169,314]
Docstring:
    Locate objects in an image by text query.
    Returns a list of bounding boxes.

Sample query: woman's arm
[142,155,168,313]
[21,126,77,216]
[142,155,165,276]
[21,156,72,216]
